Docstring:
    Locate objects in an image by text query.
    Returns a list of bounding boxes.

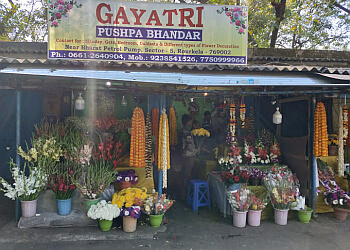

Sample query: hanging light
[273,107,282,124]
[190,97,194,103]
[121,95,128,107]
[75,92,85,110]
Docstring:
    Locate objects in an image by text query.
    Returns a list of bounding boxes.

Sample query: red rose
[234,176,240,182]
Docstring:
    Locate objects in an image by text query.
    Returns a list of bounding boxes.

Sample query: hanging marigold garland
[130,107,146,168]
[240,98,246,129]
[313,102,328,157]
[145,113,152,179]
[158,109,170,189]
[151,108,159,166]
[169,107,178,146]
[343,105,348,144]
[229,103,236,146]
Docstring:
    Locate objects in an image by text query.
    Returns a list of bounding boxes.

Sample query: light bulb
[75,93,85,110]
[121,95,127,107]
[273,107,282,124]
[106,81,111,86]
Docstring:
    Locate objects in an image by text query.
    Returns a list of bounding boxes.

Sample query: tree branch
[333,2,350,15]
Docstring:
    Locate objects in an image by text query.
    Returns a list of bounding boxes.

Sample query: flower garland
[240,98,246,129]
[169,107,178,146]
[313,102,328,157]
[229,103,236,146]
[343,106,348,144]
[151,108,159,166]
[249,106,255,134]
[158,109,170,189]
[145,113,153,179]
[130,108,146,168]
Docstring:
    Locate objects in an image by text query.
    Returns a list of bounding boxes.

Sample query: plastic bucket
[149,214,164,228]
[233,210,247,228]
[247,209,262,227]
[56,198,72,216]
[274,209,289,226]
[20,199,37,218]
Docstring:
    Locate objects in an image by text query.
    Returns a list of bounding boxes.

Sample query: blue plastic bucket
[56,198,72,216]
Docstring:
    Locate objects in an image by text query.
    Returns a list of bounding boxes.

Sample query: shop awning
[1,67,349,87]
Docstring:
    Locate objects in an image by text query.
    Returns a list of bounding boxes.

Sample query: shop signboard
[48,0,248,65]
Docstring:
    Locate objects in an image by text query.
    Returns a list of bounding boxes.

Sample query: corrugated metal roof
[1,57,350,75]
[1,67,349,87]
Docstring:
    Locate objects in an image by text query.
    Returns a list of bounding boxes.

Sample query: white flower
[333,200,338,205]
[339,199,343,206]
[125,177,130,182]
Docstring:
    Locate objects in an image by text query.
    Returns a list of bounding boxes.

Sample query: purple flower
[226,11,231,16]
[234,12,240,18]
[235,20,242,26]
[67,4,72,10]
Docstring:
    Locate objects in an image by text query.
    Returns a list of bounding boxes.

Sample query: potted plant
[121,205,141,232]
[324,188,350,221]
[47,161,83,215]
[263,166,298,226]
[75,160,117,213]
[0,159,46,218]
[293,196,313,223]
[87,200,120,232]
[115,170,139,190]
[136,193,174,228]
[328,134,338,156]
[247,193,267,226]
[250,168,265,186]
[227,186,250,228]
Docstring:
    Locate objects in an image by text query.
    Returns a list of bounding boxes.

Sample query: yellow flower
[116,201,124,208]
[125,202,133,208]
[140,193,147,199]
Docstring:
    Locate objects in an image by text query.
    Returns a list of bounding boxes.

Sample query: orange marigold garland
[151,108,159,166]
[145,113,152,179]
[130,107,146,168]
[169,107,178,146]
[313,102,328,157]
[229,103,236,146]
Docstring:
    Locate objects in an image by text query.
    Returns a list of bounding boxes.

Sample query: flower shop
[1,41,350,232]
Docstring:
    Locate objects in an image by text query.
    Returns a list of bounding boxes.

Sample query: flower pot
[99,219,113,232]
[20,199,37,218]
[233,210,247,228]
[251,178,260,186]
[120,181,132,189]
[149,214,164,228]
[298,207,313,223]
[123,216,137,233]
[274,208,289,226]
[328,145,338,156]
[85,198,100,213]
[56,198,72,216]
[247,209,262,227]
[333,207,349,221]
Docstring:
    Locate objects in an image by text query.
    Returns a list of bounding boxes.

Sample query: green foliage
[0,0,47,42]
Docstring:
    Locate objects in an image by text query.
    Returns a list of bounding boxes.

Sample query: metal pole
[310,97,317,216]
[15,91,21,222]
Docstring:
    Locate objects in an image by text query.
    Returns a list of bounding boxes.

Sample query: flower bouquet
[191,128,210,154]
[220,166,250,188]
[136,193,174,227]
[227,186,250,228]
[243,140,257,164]
[257,147,270,165]
[263,167,298,225]
[47,161,83,215]
[112,187,148,209]
[247,193,268,227]
[94,138,126,170]
[0,159,47,217]
[115,170,138,190]
[121,205,141,232]
[75,160,117,212]
[250,168,265,186]
[95,116,117,133]
[87,200,120,232]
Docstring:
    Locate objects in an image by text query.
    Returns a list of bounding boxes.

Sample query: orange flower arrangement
[130,108,146,168]
[313,102,328,157]
[169,107,178,146]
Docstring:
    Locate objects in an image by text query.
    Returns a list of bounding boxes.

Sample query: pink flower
[55,13,62,19]
[239,27,244,34]
[243,12,247,16]
[226,11,231,16]
[234,12,240,18]
[67,4,72,10]
[235,20,242,26]
[58,4,64,10]
[233,7,240,12]
[52,20,58,26]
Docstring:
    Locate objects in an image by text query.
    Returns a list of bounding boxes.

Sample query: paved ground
[0,194,349,250]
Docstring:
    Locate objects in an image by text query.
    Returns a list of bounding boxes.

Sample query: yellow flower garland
[313,102,328,157]
[169,107,178,146]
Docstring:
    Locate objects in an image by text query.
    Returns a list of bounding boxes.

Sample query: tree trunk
[270,27,280,48]
[270,0,286,48]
